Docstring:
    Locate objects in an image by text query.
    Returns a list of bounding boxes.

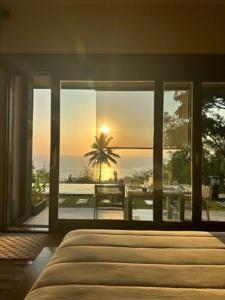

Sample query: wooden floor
[0,260,32,300]
[0,234,63,300]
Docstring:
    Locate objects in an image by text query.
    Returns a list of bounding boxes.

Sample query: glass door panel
[163,82,192,221]
[58,81,154,221]
[6,75,51,229]
[202,83,225,221]
[28,88,51,226]
[59,87,96,219]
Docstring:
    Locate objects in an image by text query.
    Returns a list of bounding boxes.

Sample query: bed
[25,229,225,299]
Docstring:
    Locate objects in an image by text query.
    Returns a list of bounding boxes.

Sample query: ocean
[33,155,153,181]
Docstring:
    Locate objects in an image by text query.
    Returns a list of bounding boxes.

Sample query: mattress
[25,229,225,300]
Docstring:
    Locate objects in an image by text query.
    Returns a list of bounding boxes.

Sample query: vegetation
[202,87,225,189]
[202,87,225,157]
[32,166,49,205]
[163,147,191,185]
[122,169,152,185]
[163,87,225,192]
[64,167,94,183]
[84,133,120,182]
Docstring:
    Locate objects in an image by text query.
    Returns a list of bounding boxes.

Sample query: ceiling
[0,0,225,6]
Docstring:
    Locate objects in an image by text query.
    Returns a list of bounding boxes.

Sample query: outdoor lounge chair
[94,184,125,219]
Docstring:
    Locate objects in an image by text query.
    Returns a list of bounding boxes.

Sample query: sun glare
[101,164,113,181]
[100,125,110,134]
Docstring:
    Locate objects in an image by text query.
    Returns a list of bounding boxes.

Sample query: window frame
[2,54,225,232]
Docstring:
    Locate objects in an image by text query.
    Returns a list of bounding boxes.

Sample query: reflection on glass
[163,83,192,221]
[116,149,153,221]
[96,91,154,147]
[58,82,154,220]
[59,88,96,220]
[202,83,225,221]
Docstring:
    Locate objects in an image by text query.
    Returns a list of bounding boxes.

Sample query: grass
[58,196,153,209]
[59,195,95,208]
[132,198,153,209]
[207,200,225,211]
[39,194,225,212]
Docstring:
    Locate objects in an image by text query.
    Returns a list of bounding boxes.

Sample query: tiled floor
[24,207,125,225]
[24,206,225,226]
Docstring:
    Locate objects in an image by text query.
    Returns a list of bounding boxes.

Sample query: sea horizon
[33,154,153,181]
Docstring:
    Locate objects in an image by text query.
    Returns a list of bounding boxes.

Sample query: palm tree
[84,133,120,182]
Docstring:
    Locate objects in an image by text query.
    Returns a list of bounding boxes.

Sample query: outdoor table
[164,191,185,221]
[126,191,152,220]
[127,190,185,221]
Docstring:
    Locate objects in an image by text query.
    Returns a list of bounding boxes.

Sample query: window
[163,83,192,221]
[202,83,225,221]
[58,81,154,220]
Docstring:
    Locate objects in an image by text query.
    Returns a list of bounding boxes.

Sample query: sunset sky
[32,87,181,157]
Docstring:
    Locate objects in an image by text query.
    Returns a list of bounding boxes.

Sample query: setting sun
[100,125,110,134]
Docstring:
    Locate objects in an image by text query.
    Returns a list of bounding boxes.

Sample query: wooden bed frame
[7,247,55,300]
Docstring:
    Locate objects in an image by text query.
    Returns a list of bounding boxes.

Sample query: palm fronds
[84,133,120,182]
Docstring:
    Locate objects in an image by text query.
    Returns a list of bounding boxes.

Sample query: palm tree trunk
[99,163,102,182]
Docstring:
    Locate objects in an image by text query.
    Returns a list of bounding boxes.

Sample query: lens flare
[100,125,110,134]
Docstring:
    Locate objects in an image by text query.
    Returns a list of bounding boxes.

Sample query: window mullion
[153,80,163,223]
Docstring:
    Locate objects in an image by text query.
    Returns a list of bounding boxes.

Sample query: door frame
[2,54,225,232]
[49,76,196,233]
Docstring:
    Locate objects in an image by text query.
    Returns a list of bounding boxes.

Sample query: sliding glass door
[5,73,225,232]
[49,79,195,231]
[5,75,51,229]
[163,83,192,221]
[50,80,156,229]
[201,83,225,222]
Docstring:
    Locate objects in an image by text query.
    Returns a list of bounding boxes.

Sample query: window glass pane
[163,82,192,221]
[116,149,153,221]
[7,75,51,228]
[59,88,96,219]
[25,88,51,226]
[96,91,154,147]
[58,81,154,221]
[202,83,225,221]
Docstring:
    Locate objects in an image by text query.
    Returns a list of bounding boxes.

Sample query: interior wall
[0,69,5,229]
[0,2,225,54]
[12,77,23,220]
